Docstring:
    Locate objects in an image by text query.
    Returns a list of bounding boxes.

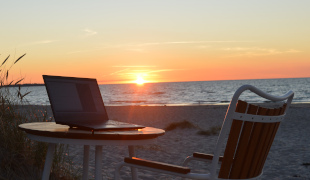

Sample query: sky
[1,0,310,84]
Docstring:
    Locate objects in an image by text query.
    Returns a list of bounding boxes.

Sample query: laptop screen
[43,75,109,124]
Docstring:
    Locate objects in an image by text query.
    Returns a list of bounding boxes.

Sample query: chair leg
[82,145,90,180]
[128,145,138,180]
[95,145,103,180]
[42,143,56,180]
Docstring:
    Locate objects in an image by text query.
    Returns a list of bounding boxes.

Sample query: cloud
[99,65,185,83]
[67,40,251,54]
[135,40,251,47]
[34,40,57,44]
[196,45,211,49]
[126,48,146,53]
[22,40,58,46]
[144,69,183,74]
[104,66,182,77]
[83,28,97,36]
[223,47,302,57]
[109,68,130,76]
[100,40,252,50]
[98,41,248,53]
[67,49,98,54]
[112,66,157,68]
[286,49,301,53]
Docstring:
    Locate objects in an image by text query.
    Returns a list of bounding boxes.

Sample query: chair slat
[218,100,248,179]
[241,107,268,178]
[229,104,258,178]
[251,108,276,176]
[255,104,287,175]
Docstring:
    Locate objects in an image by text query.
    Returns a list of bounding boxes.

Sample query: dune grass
[0,54,79,179]
[164,120,221,136]
[164,120,196,131]
[197,126,221,136]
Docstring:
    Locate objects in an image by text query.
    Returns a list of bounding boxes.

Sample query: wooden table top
[19,122,165,140]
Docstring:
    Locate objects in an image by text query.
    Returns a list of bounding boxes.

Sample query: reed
[0,54,79,179]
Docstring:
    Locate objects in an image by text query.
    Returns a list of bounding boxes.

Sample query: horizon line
[15,76,310,86]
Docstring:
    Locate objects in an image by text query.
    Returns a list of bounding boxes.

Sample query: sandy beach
[46,103,306,180]
[15,103,310,179]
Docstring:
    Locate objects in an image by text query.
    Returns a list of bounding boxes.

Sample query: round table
[19,122,165,180]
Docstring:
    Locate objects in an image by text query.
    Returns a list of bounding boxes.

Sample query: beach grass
[164,120,196,131]
[197,126,221,136]
[164,120,221,136]
[0,54,79,179]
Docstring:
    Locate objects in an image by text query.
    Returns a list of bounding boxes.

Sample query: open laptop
[43,75,145,131]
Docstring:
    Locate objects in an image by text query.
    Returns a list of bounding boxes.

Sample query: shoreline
[14,102,310,107]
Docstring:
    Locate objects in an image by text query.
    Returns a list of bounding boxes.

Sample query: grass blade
[8,80,14,86]
[15,78,24,85]
[17,91,22,99]
[1,55,10,67]
[6,70,9,80]
[14,53,26,64]
[21,91,31,100]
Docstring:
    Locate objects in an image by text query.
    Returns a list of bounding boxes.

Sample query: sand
[53,104,309,180]
[20,104,310,179]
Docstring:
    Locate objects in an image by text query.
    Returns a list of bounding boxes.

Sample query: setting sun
[135,76,146,85]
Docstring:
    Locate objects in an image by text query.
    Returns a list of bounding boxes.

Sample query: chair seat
[124,157,191,174]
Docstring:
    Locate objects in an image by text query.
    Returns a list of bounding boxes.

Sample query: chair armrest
[124,157,191,174]
[193,152,223,162]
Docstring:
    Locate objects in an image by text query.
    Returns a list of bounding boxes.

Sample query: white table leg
[42,143,56,180]
[128,145,138,180]
[82,145,90,180]
[95,145,103,180]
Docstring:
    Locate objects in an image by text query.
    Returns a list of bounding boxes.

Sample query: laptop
[43,75,145,131]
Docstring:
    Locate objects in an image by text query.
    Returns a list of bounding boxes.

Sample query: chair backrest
[218,100,286,179]
[209,85,294,179]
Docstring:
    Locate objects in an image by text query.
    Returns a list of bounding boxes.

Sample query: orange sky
[1,1,310,84]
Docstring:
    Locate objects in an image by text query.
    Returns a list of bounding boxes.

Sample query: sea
[5,78,310,106]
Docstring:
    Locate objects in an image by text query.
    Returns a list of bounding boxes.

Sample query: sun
[135,76,146,85]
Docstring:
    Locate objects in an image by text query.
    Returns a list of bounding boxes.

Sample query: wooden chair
[114,85,294,180]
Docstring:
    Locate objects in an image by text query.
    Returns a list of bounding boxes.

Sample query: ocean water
[5,78,310,106]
